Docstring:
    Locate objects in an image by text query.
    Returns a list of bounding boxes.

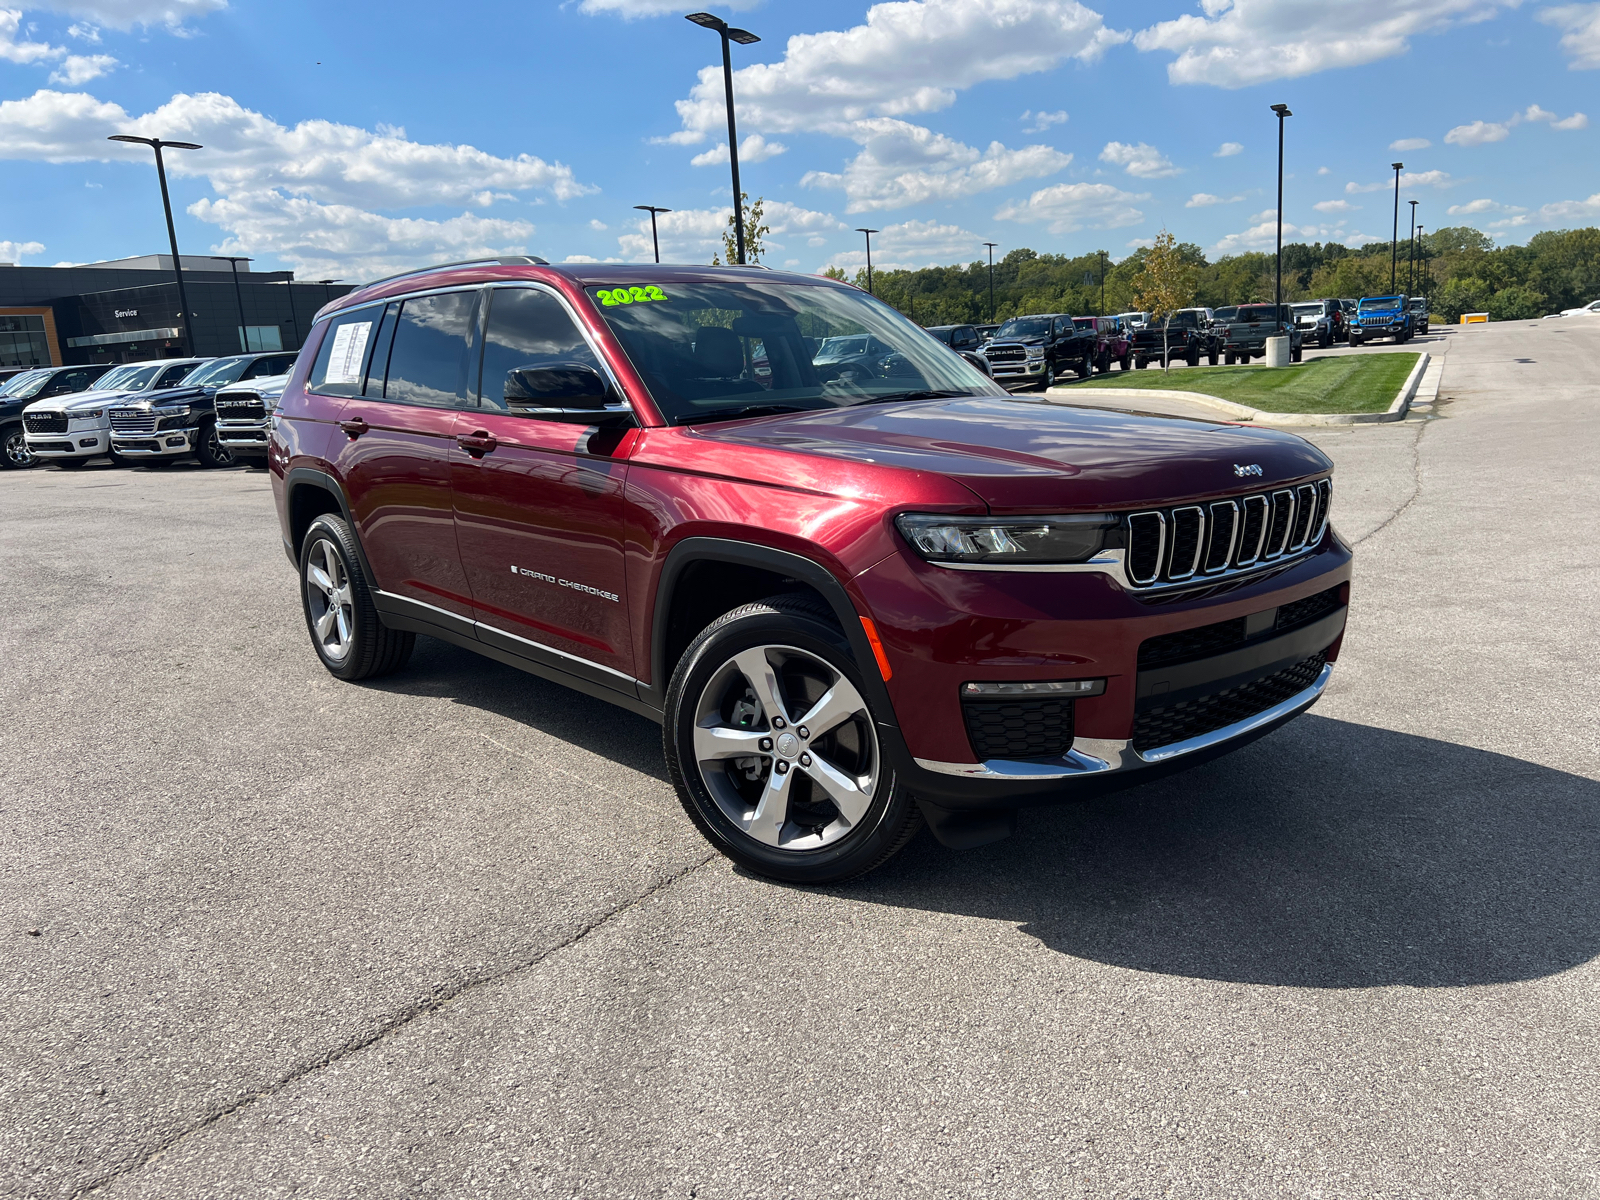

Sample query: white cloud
[1186,191,1246,207]
[1446,197,1526,215]
[802,118,1070,212]
[1314,199,1358,213]
[1445,104,1589,145]
[49,52,114,83]
[1021,108,1068,132]
[614,200,846,263]
[995,181,1148,234]
[1134,0,1520,88]
[27,0,224,30]
[1346,169,1454,193]
[689,133,788,168]
[1317,165,1331,175]
[0,238,46,262]
[65,20,96,39]
[1099,140,1180,178]
[1210,214,1350,256]
[588,218,607,231]
[825,218,986,271]
[1390,137,1432,150]
[1214,141,1243,157]
[1539,4,1600,68]
[0,88,596,276]
[1536,191,1600,221]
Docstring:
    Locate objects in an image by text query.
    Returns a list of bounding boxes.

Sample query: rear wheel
[1224,352,1236,366]
[664,596,923,884]
[1134,356,1146,370]
[1076,355,1092,379]
[1119,352,1131,371]
[299,514,415,681]
[1,424,35,470]
[1186,345,1200,368]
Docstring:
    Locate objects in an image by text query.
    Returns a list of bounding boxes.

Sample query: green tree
[1132,230,1198,372]
[711,193,771,265]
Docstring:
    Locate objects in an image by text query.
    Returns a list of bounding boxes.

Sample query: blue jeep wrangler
[1350,295,1413,346]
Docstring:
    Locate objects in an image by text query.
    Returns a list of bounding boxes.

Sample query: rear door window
[308,307,383,398]
[477,287,606,414]
[380,291,478,408]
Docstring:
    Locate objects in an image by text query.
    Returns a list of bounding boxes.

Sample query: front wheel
[195,422,233,469]
[1,424,36,470]
[1349,332,1362,347]
[664,596,923,883]
[1134,356,1146,369]
[1186,346,1200,367]
[1119,352,1131,371]
[1207,349,1220,366]
[299,514,415,681]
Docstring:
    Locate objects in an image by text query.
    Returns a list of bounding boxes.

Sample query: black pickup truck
[981,313,1099,390]
[1129,309,1220,369]
[1220,303,1304,363]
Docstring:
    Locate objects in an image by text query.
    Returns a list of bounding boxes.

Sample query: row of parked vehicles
[919,293,1429,393]
[1,351,297,470]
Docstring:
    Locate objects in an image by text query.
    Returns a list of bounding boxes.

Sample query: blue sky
[1,0,1596,279]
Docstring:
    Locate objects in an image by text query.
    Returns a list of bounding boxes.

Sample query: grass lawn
[1079,352,1421,414]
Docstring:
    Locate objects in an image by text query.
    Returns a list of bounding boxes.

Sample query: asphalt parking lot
[3,319,1597,1199]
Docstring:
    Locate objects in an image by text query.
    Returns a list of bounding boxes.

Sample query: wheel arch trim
[283,466,379,585]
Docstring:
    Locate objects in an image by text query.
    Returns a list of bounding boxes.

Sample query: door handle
[338,417,369,439]
[457,430,498,458]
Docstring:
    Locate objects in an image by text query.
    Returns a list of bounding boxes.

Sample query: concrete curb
[1046,351,1430,426]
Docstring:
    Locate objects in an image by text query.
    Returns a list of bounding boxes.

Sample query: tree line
[813,226,1600,326]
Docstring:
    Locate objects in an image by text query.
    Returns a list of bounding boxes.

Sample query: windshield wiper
[674,403,817,426]
[845,389,971,406]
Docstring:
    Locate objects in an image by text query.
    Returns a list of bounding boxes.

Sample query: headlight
[154,405,191,418]
[896,513,1116,565]
[70,409,103,420]
[1026,346,1045,359]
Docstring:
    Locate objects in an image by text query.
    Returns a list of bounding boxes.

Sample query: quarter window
[157,363,196,388]
[382,292,477,408]
[308,308,383,398]
[478,288,605,413]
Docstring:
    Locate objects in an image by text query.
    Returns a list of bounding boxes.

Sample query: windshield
[94,364,163,392]
[1291,304,1321,317]
[925,327,955,345]
[1360,296,1402,309]
[1161,311,1200,328]
[994,317,1052,339]
[587,278,999,424]
[0,370,49,398]
[1235,305,1279,322]
[184,356,255,387]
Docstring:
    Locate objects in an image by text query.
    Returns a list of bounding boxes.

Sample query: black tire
[1042,362,1057,389]
[1186,345,1200,368]
[195,421,234,469]
[299,513,415,682]
[54,457,89,469]
[1119,353,1130,371]
[1208,349,1219,366]
[1097,350,1110,373]
[1224,352,1235,366]
[1319,329,1332,349]
[109,449,136,469]
[664,595,923,884]
[1,424,36,470]
[1349,332,1362,347]
[1134,356,1146,370]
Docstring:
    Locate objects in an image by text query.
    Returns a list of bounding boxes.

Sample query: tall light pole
[686,13,760,266]
[634,205,672,263]
[1407,199,1419,295]
[1390,161,1404,293]
[219,255,251,351]
[108,134,202,356]
[856,228,880,295]
[1271,104,1292,333]
[1416,226,1427,302]
[316,280,342,307]
[983,242,998,321]
[1099,249,1107,318]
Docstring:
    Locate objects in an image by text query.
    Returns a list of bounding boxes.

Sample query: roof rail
[355,255,549,292]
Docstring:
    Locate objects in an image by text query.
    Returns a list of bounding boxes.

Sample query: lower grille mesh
[1132,653,1326,752]
[963,697,1075,760]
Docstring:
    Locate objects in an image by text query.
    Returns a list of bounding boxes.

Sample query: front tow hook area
[916,799,1018,850]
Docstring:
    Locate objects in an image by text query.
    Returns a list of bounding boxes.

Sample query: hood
[693,395,1331,510]
[25,388,137,413]
[107,384,205,411]
[989,335,1046,347]
[219,374,289,400]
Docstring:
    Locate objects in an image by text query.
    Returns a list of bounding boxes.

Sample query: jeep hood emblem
[1234,463,1263,477]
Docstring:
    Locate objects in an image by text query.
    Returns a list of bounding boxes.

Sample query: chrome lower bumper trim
[914,663,1332,781]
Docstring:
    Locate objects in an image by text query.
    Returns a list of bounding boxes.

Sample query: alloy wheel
[205,425,233,467]
[305,538,355,663]
[3,428,35,468]
[692,644,879,852]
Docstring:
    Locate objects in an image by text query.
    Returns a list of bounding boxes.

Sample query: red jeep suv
[270,258,1351,882]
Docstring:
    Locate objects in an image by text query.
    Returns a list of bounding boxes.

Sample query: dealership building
[0,255,355,369]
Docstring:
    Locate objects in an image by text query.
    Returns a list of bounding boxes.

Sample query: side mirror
[504,363,612,411]
[959,350,992,378]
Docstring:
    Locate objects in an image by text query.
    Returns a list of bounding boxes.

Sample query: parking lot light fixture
[634,205,672,263]
[219,256,251,351]
[1271,104,1292,336]
[856,228,880,295]
[1391,161,1404,293]
[1408,199,1419,295]
[983,242,998,321]
[107,134,203,356]
[686,13,759,266]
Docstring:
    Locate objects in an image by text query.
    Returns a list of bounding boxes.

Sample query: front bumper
[111,426,199,457]
[986,358,1046,388]
[25,422,110,459]
[216,419,271,453]
[1358,321,1406,335]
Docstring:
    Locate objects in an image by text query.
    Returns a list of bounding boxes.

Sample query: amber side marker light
[859,617,893,681]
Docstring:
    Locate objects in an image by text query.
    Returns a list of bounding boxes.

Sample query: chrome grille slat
[110,408,158,435]
[1125,479,1331,592]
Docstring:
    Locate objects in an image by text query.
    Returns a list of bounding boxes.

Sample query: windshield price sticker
[325,321,372,386]
[596,286,668,307]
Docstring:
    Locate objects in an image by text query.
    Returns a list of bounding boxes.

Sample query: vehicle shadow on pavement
[856,715,1600,989]
[369,636,669,780]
